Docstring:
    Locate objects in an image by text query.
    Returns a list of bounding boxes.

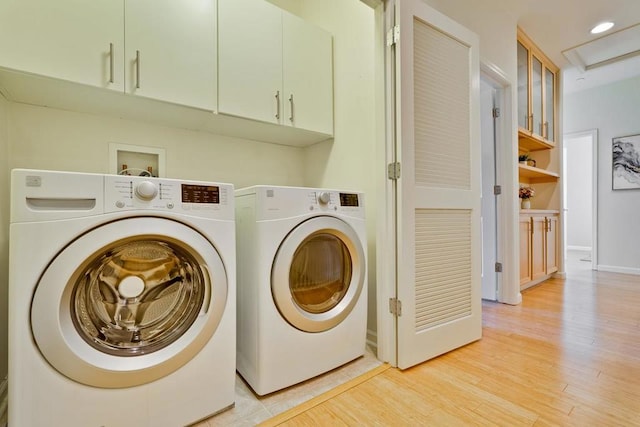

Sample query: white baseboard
[366,329,378,357]
[0,377,7,427]
[566,245,592,252]
[597,265,640,275]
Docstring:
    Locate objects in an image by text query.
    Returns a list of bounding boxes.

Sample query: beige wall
[0,94,8,379]
[0,0,376,380]
[294,0,378,336]
[8,103,306,188]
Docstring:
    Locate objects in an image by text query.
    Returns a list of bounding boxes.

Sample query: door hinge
[492,107,500,118]
[495,262,503,273]
[389,298,402,316]
[493,185,502,195]
[386,25,400,46]
[387,162,401,180]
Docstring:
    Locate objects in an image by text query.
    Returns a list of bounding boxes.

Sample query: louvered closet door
[395,0,482,369]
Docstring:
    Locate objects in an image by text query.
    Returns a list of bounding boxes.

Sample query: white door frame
[562,129,598,270]
[480,62,520,305]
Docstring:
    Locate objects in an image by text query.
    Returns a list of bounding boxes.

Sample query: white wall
[565,135,592,249]
[564,75,640,272]
[0,94,8,379]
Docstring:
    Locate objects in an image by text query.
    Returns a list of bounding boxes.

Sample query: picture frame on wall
[612,134,640,190]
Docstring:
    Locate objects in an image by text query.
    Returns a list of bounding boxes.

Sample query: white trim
[0,377,6,427]
[376,0,396,366]
[566,245,592,252]
[597,265,640,275]
[480,60,520,306]
[366,329,378,354]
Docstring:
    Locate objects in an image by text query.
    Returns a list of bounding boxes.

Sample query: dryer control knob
[136,181,158,200]
[317,191,331,205]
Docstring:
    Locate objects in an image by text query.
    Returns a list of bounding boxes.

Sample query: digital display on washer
[339,193,359,207]
[181,184,220,204]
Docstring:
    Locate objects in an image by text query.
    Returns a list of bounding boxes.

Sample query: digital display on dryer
[339,193,359,207]
[181,184,220,203]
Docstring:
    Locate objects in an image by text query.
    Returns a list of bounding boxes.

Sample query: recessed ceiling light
[590,22,614,34]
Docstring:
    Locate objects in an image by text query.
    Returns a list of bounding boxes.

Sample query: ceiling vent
[563,23,640,72]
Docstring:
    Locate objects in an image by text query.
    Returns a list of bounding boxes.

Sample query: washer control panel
[105,175,232,217]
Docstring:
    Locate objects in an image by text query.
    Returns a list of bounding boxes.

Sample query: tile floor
[196,346,382,426]
[0,347,380,427]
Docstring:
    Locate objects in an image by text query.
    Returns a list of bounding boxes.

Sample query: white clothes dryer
[9,169,236,427]
[235,186,367,395]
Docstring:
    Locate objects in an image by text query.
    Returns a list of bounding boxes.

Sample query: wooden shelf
[518,164,559,183]
[518,128,554,151]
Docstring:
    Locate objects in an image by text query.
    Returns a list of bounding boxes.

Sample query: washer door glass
[272,216,365,333]
[72,239,207,357]
[31,217,228,388]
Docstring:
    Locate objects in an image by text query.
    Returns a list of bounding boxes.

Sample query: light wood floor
[263,268,640,426]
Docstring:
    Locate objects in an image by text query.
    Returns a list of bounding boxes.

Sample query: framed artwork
[612,134,640,190]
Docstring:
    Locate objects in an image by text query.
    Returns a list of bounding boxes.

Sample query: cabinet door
[531,54,544,139]
[544,67,556,141]
[0,0,123,91]
[545,216,559,274]
[218,0,282,124]
[516,41,530,132]
[125,0,217,111]
[531,216,546,281]
[519,217,532,285]
[282,12,334,135]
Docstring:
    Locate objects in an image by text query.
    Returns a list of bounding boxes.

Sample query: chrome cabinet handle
[275,91,280,119]
[135,50,141,89]
[109,43,114,83]
[289,94,294,122]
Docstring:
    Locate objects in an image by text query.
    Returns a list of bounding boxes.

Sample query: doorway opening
[480,66,509,302]
[562,130,598,273]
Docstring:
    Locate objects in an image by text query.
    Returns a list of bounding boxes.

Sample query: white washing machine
[8,169,236,426]
[235,185,367,395]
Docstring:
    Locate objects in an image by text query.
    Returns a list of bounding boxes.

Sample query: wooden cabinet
[520,213,559,289]
[517,28,558,151]
[0,0,124,90]
[519,216,532,285]
[0,0,217,110]
[545,215,559,274]
[218,0,333,135]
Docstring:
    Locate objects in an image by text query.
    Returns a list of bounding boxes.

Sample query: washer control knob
[135,181,158,200]
[115,200,125,208]
[317,191,331,205]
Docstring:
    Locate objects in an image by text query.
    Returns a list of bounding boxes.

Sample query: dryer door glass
[271,216,365,333]
[289,232,352,314]
[71,239,207,356]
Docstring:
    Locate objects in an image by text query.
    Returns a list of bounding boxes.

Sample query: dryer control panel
[238,186,365,221]
[105,175,233,218]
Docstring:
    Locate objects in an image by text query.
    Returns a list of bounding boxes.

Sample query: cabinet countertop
[520,209,560,215]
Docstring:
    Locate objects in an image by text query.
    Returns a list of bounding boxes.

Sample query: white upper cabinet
[218,0,282,124]
[0,0,216,111]
[282,12,333,136]
[0,0,124,91]
[125,0,217,111]
[218,0,334,136]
